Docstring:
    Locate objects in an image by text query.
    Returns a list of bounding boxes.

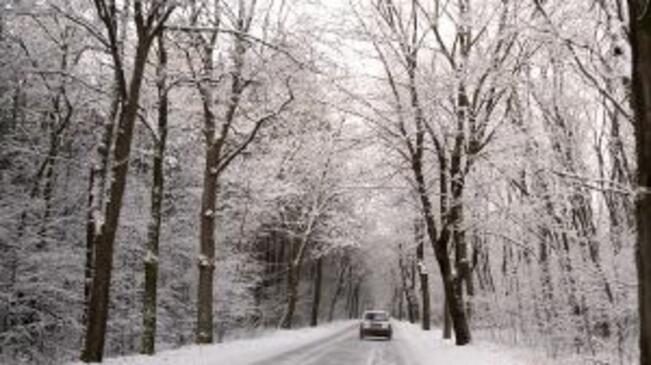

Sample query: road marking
[365,346,378,365]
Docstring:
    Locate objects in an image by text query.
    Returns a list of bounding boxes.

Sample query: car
[359,310,392,340]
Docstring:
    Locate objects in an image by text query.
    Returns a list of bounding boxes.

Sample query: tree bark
[279,261,299,329]
[452,0,473,316]
[443,295,452,339]
[84,166,97,329]
[628,1,651,363]
[351,282,361,319]
[310,256,323,327]
[413,159,471,344]
[416,222,431,330]
[83,96,117,348]
[328,257,348,321]
[398,243,418,324]
[398,286,404,321]
[196,142,219,343]
[141,32,168,355]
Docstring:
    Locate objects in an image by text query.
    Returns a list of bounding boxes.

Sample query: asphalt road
[251,322,413,365]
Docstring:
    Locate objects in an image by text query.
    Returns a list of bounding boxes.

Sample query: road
[250,322,414,365]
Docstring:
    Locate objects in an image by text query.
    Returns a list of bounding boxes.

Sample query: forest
[1,0,651,364]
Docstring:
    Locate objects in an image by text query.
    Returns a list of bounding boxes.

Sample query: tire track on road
[247,322,357,365]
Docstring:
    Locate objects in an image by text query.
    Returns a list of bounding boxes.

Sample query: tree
[175,0,295,343]
[140,29,170,356]
[628,0,651,363]
[81,1,175,361]
[360,0,475,344]
[310,256,323,327]
[278,136,343,329]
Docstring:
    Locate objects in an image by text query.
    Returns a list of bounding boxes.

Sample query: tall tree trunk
[452,0,473,318]
[406,0,469,342]
[197,142,219,343]
[310,256,323,327]
[82,40,155,363]
[628,1,651,363]
[141,32,168,355]
[84,167,97,329]
[83,97,117,344]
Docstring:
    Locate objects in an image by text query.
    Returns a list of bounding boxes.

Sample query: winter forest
[3,0,651,364]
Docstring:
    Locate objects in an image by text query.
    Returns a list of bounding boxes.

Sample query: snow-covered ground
[72,321,554,365]
[394,321,553,365]
[69,321,355,365]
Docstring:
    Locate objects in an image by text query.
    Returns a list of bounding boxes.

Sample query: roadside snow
[394,321,553,365]
[69,321,354,365]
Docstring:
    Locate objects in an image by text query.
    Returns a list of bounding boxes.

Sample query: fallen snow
[393,321,554,365]
[69,321,354,365]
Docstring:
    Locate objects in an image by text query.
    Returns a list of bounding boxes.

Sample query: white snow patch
[144,250,158,264]
[197,254,212,267]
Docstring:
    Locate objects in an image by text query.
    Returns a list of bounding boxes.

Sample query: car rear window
[364,312,388,321]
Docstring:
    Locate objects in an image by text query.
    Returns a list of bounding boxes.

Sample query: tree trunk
[83,100,116,347]
[346,268,355,319]
[82,41,153,363]
[412,149,471,344]
[443,295,452,339]
[310,256,323,327]
[38,144,57,249]
[196,142,219,343]
[83,167,96,329]
[628,2,651,363]
[279,262,299,329]
[416,223,431,330]
[351,282,361,318]
[409,256,420,322]
[194,22,223,343]
[398,243,418,324]
[400,0,469,342]
[328,258,348,321]
[141,33,168,355]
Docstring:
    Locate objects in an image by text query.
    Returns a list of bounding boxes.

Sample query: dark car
[359,310,392,340]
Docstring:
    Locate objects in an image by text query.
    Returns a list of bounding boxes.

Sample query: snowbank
[394,321,554,365]
[69,321,354,365]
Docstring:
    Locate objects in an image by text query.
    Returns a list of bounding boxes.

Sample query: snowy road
[251,322,410,365]
[85,321,551,365]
